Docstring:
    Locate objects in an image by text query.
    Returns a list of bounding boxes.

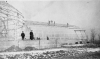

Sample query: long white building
[24,20,87,44]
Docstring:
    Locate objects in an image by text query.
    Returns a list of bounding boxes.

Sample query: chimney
[51,20,53,23]
[54,21,55,25]
[48,21,50,25]
[67,23,68,27]
[54,21,55,23]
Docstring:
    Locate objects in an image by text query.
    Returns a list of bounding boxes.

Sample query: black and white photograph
[0,0,100,59]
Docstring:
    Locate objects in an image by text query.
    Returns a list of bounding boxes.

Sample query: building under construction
[0,1,87,50]
[0,1,24,40]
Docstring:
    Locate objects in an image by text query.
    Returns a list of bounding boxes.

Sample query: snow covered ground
[0,47,100,55]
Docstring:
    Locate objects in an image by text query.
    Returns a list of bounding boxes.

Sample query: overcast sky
[7,0,100,36]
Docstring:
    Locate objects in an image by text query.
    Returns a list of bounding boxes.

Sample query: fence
[0,38,82,51]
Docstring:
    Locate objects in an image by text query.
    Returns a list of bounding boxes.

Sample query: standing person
[21,31,25,40]
[47,36,49,40]
[30,30,34,40]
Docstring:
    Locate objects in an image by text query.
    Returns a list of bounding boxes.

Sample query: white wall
[24,24,86,43]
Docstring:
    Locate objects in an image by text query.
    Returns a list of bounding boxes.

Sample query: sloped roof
[25,21,85,31]
[0,1,23,17]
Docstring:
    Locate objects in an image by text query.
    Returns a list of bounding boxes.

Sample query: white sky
[6,0,100,37]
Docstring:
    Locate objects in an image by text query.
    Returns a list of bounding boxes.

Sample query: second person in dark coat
[30,30,34,40]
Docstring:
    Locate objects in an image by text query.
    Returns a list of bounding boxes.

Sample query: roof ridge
[25,20,80,29]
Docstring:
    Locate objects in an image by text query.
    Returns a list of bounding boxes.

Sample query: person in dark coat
[21,31,25,40]
[30,30,34,40]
